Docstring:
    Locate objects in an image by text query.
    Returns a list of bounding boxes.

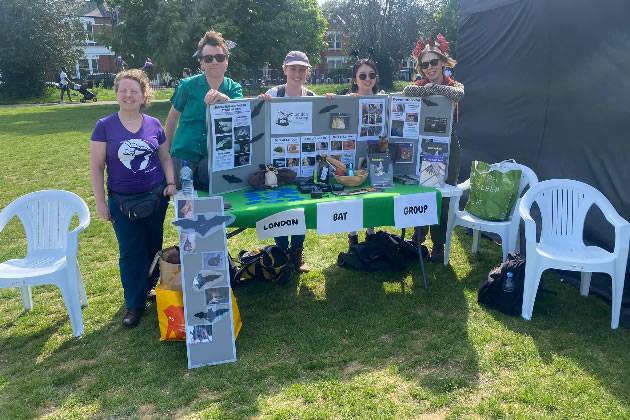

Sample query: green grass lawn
[1,103,630,419]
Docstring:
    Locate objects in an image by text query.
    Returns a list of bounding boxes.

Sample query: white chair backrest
[522,179,611,247]
[7,190,90,252]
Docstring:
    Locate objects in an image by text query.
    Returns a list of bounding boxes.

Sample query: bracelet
[167,183,175,186]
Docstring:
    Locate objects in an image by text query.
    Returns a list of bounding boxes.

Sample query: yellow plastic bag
[157,279,242,341]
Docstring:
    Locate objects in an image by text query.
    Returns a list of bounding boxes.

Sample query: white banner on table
[256,208,306,240]
[393,192,438,228]
[316,199,363,235]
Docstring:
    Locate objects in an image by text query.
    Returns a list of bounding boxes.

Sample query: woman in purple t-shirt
[90,69,176,328]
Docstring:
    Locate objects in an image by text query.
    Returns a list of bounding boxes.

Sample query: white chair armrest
[66,229,81,257]
[0,206,17,233]
[457,178,471,191]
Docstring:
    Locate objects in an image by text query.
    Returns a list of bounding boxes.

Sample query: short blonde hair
[113,69,154,111]
[414,45,457,78]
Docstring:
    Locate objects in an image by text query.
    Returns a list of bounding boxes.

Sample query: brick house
[74,1,115,78]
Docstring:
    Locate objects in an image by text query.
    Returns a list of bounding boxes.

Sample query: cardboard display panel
[207,95,453,194]
[174,196,236,368]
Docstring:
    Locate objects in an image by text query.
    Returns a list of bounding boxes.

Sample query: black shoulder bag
[109,181,165,221]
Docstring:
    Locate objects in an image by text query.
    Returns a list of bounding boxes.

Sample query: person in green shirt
[165,30,243,185]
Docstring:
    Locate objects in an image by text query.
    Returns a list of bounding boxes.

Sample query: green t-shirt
[170,74,243,161]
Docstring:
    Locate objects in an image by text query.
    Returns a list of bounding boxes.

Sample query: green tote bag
[464,161,522,221]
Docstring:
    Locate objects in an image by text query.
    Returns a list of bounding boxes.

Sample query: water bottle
[347,163,355,177]
[180,161,194,196]
[500,272,515,314]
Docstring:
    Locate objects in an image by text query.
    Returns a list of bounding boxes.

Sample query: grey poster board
[206,95,453,193]
[174,196,236,369]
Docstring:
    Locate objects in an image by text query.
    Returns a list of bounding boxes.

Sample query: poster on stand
[270,101,313,135]
[418,136,450,187]
[173,197,237,369]
[211,102,252,172]
[357,98,386,141]
[389,96,421,138]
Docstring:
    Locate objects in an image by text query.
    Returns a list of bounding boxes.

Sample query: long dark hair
[351,59,378,94]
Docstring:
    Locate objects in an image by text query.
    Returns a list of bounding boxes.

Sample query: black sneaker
[122,308,145,328]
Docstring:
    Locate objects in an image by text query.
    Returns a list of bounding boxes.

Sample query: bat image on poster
[222,174,243,183]
[319,104,339,114]
[251,100,264,118]
[251,132,265,143]
[172,214,236,237]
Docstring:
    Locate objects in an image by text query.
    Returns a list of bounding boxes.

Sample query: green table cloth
[203,183,441,229]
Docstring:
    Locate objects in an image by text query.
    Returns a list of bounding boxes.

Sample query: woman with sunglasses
[404,35,464,263]
[347,59,382,248]
[165,30,243,186]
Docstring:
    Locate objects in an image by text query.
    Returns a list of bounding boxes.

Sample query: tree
[434,0,459,58]
[0,0,86,97]
[321,0,442,88]
[100,0,327,80]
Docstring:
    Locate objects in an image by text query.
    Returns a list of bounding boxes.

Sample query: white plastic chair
[0,190,90,336]
[444,161,538,264]
[519,179,630,329]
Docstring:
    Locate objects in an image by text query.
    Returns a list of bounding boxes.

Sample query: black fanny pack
[109,181,165,221]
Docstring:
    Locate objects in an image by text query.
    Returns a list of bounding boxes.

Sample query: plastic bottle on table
[347,163,355,177]
[180,161,194,196]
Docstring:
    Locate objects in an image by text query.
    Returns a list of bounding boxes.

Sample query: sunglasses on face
[358,72,377,80]
[420,59,440,69]
[201,54,227,63]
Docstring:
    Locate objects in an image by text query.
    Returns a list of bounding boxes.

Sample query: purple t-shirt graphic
[91,113,166,194]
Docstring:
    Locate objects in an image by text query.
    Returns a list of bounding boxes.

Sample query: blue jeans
[108,191,169,309]
[274,235,305,250]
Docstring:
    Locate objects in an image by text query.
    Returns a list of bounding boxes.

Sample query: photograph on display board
[188,324,213,343]
[286,157,299,168]
[301,142,315,153]
[180,232,196,254]
[234,125,250,141]
[424,117,448,134]
[192,270,226,291]
[202,251,224,270]
[235,139,250,154]
[233,153,250,168]
[396,142,414,163]
[215,135,233,151]
[358,98,386,141]
[214,118,232,135]
[330,113,349,130]
[273,158,286,168]
[205,286,230,306]
[193,305,230,324]
[177,199,194,220]
[316,140,329,151]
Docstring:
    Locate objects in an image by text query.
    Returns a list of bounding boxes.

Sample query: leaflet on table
[270,101,313,135]
[328,133,356,168]
[418,136,450,187]
[211,102,252,172]
[357,98,386,141]
[300,135,328,177]
[389,96,421,139]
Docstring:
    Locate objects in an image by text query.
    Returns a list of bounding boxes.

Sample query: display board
[207,95,453,194]
[173,196,237,369]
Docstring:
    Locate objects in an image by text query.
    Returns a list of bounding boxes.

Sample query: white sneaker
[59,101,65,104]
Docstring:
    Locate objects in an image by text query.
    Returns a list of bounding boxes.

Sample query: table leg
[417,232,428,290]
[444,195,458,266]
[227,228,246,239]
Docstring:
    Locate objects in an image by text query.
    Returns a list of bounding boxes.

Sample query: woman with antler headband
[406,34,464,263]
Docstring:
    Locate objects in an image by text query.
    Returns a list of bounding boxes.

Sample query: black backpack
[478,253,528,316]
[337,231,428,272]
[230,245,292,286]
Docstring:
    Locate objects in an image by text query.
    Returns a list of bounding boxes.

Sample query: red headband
[413,34,449,57]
